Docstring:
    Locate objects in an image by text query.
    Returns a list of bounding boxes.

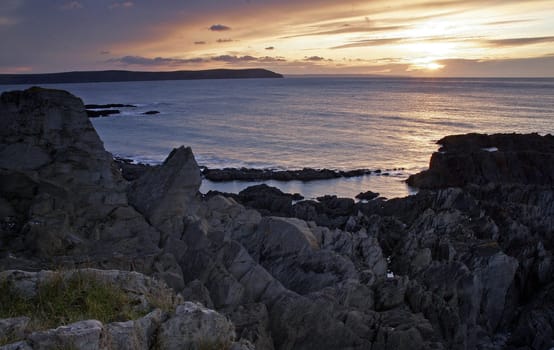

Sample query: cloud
[109,1,134,9]
[212,55,257,62]
[109,55,205,65]
[211,55,286,63]
[100,50,110,55]
[434,55,554,77]
[265,46,274,50]
[331,37,404,49]
[194,41,206,45]
[304,56,325,61]
[485,36,554,47]
[109,54,287,66]
[257,56,286,62]
[60,1,83,10]
[216,38,234,43]
[486,19,534,26]
[210,24,231,31]
[283,24,405,39]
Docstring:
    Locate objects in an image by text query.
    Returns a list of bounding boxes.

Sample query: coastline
[1,87,553,349]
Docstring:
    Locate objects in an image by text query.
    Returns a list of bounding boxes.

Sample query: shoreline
[115,158,414,199]
[1,87,553,349]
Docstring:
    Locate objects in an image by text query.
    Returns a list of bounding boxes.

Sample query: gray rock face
[407,133,554,188]
[0,269,241,350]
[0,88,159,264]
[27,320,104,350]
[2,91,553,350]
[105,309,163,350]
[157,302,235,350]
[128,146,201,236]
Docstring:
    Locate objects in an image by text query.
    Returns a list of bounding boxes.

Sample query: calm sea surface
[2,77,553,199]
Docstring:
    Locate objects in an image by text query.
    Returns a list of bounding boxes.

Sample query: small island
[0,68,283,85]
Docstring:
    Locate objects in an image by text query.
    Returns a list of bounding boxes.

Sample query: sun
[409,58,445,71]
[423,62,444,70]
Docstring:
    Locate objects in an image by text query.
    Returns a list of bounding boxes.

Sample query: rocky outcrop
[407,133,554,188]
[0,88,159,263]
[202,167,375,182]
[86,109,121,118]
[1,89,552,349]
[128,146,201,237]
[0,269,247,350]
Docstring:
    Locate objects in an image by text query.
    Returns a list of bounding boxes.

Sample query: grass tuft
[0,271,146,345]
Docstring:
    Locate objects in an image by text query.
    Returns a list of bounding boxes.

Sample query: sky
[1,0,554,77]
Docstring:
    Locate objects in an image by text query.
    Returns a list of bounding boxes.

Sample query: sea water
[2,77,553,199]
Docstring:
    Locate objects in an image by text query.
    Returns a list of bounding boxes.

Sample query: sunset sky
[1,0,554,76]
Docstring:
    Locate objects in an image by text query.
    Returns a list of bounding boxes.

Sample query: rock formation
[407,133,554,188]
[1,88,553,349]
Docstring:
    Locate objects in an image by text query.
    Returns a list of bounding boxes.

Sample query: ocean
[2,77,553,199]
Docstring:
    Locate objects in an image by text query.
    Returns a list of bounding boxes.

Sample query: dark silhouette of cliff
[0,69,283,84]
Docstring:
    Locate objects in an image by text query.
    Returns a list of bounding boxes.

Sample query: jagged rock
[104,309,163,350]
[86,109,120,118]
[236,184,301,216]
[407,133,554,188]
[0,87,159,264]
[269,292,371,350]
[181,279,215,309]
[113,158,152,181]
[2,89,553,350]
[256,216,319,260]
[202,167,373,182]
[128,146,201,236]
[465,249,519,332]
[157,302,236,350]
[356,190,380,201]
[228,303,274,350]
[374,276,409,311]
[510,281,554,349]
[27,320,104,350]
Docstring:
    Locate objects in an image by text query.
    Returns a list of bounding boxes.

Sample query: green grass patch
[0,272,144,334]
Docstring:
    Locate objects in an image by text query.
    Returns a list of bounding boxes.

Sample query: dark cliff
[0,68,283,85]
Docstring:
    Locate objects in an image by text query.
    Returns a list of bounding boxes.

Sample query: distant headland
[0,68,283,85]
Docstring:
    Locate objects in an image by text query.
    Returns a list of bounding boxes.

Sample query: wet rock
[356,190,380,201]
[202,167,374,182]
[142,110,160,115]
[85,104,136,109]
[86,109,120,118]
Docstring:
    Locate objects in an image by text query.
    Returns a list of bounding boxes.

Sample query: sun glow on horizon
[1,1,553,76]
